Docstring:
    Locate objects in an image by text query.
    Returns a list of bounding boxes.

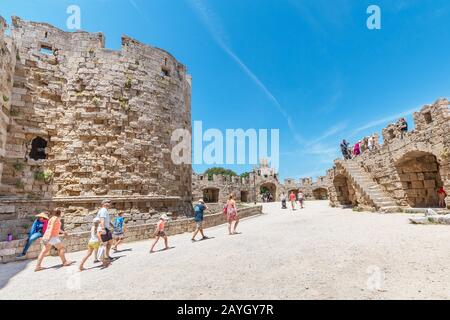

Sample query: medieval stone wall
[328,99,450,210]
[0,16,192,239]
[192,169,329,205]
[0,16,16,192]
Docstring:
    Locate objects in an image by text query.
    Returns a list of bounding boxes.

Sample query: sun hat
[101,199,111,205]
[198,199,204,203]
[93,217,100,223]
[35,212,49,219]
[160,214,169,220]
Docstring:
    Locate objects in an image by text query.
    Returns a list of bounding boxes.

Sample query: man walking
[97,199,114,260]
[191,199,209,242]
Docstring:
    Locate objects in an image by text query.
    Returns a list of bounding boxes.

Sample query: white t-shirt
[97,207,110,229]
[89,226,100,243]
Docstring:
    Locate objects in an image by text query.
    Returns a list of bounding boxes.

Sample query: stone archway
[203,188,219,203]
[332,174,356,206]
[260,182,277,202]
[395,151,443,207]
[313,187,328,200]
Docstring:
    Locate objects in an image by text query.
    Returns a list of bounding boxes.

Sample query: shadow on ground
[0,260,31,290]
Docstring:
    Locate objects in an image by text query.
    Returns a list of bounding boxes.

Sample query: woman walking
[226,194,240,235]
[35,209,72,272]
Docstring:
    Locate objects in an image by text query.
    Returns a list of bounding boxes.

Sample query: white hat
[198,199,204,203]
[160,214,169,220]
[93,217,100,223]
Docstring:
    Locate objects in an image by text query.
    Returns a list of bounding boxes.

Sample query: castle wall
[328,99,450,209]
[0,16,16,190]
[192,170,328,204]
[0,16,192,239]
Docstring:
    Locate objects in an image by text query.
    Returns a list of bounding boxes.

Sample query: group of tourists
[340,118,409,160]
[261,192,274,202]
[280,191,304,210]
[20,195,241,272]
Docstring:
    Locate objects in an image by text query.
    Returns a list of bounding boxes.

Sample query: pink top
[157,220,165,231]
[43,216,61,239]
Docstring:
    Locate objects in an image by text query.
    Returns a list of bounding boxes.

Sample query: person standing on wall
[96,199,114,261]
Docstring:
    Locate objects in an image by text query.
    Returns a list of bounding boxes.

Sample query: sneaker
[201,236,209,240]
[191,239,196,242]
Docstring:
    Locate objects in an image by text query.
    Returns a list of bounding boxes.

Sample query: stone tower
[0,16,192,238]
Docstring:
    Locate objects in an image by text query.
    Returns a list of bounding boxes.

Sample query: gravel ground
[1,200,450,300]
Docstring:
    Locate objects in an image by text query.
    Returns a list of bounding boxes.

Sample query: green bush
[15,179,25,189]
[12,160,25,172]
[34,169,53,183]
[204,167,237,180]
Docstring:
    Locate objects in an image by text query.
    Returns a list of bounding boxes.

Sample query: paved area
[1,201,450,300]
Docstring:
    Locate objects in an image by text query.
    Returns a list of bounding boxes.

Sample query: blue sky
[2,0,450,180]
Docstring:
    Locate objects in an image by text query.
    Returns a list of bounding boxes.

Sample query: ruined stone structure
[192,160,329,204]
[0,16,192,240]
[328,99,450,212]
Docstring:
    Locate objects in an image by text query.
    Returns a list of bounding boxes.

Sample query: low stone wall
[0,205,262,263]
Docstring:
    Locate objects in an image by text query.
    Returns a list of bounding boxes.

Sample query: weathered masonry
[328,99,449,212]
[0,16,192,240]
[192,160,329,204]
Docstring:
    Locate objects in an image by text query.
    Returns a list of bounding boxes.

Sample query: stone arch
[332,174,357,206]
[260,182,277,202]
[202,187,219,203]
[395,151,443,207]
[313,187,328,200]
[29,136,47,160]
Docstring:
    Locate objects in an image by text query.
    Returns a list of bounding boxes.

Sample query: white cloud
[187,0,304,145]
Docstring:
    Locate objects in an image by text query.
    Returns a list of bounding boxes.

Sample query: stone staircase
[337,160,401,213]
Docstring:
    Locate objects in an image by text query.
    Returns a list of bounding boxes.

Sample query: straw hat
[35,212,49,219]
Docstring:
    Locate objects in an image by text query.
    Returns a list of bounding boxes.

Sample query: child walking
[112,212,126,252]
[150,214,169,253]
[79,217,109,271]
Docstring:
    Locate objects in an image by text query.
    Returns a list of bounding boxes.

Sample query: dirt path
[1,201,449,300]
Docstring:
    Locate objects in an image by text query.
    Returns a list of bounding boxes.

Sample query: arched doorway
[313,188,328,200]
[332,175,356,206]
[240,190,249,202]
[203,188,219,203]
[395,151,443,207]
[260,182,277,202]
